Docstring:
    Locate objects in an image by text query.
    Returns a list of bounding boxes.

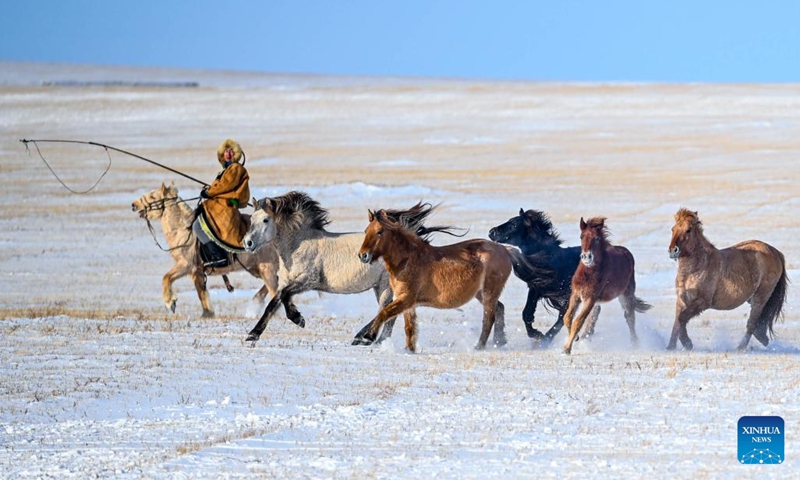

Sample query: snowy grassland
[1,63,799,478]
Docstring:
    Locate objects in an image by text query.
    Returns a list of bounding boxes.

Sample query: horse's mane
[584,216,611,244]
[163,185,194,218]
[675,208,703,231]
[523,209,563,246]
[262,191,331,231]
[375,203,464,244]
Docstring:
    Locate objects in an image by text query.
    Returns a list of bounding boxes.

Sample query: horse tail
[760,253,788,339]
[505,248,554,290]
[634,297,653,313]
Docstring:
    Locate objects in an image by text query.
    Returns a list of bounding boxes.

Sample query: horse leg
[253,285,270,304]
[564,296,596,355]
[561,292,581,353]
[522,289,544,340]
[738,292,770,351]
[374,283,396,343]
[493,300,507,347]
[257,260,279,299]
[281,295,305,328]
[353,297,413,346]
[404,309,418,352]
[667,302,700,351]
[618,282,640,346]
[190,269,214,318]
[579,305,602,340]
[474,290,504,350]
[162,263,189,314]
[246,283,303,343]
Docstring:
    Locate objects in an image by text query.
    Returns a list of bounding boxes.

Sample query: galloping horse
[241,192,443,343]
[354,206,519,352]
[668,208,787,351]
[562,217,651,355]
[489,208,599,345]
[132,183,279,317]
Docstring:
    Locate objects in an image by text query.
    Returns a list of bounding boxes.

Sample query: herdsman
[194,139,251,268]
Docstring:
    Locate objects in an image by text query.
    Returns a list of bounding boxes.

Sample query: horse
[562,217,651,355]
[667,208,787,351]
[241,192,443,344]
[132,183,279,317]
[354,206,524,352]
[489,208,600,345]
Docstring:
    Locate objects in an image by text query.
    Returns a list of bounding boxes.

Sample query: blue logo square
[738,416,784,464]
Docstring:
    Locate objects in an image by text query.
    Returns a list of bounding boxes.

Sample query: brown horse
[562,217,651,355]
[668,208,787,351]
[353,207,515,352]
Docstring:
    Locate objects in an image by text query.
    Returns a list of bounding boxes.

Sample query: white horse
[132,183,279,317]
[241,191,411,343]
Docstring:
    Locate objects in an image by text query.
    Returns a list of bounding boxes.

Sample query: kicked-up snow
[0,62,798,478]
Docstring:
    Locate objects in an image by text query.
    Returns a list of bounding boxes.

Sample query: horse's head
[358,209,396,264]
[489,208,559,247]
[669,208,702,260]
[243,197,277,252]
[132,182,178,220]
[579,216,609,267]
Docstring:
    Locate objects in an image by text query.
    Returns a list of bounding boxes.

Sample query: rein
[140,195,199,252]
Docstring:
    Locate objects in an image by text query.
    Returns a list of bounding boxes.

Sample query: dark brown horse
[353,206,515,352]
[668,208,787,351]
[562,217,651,355]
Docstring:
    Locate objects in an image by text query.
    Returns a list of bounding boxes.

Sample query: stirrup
[203,258,228,269]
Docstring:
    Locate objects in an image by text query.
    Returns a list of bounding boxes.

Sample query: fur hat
[217,139,243,164]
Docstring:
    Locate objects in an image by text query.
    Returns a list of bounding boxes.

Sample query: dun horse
[668,208,787,351]
[354,206,520,352]
[241,192,443,343]
[562,217,651,355]
[489,208,599,345]
[132,183,278,317]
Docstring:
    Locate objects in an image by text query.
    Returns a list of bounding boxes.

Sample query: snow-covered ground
[1,62,799,478]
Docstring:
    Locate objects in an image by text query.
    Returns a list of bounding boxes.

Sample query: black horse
[489,208,600,345]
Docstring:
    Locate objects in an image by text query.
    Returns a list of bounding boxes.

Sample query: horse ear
[368,209,374,222]
[160,182,166,193]
[519,208,525,216]
[268,198,276,211]
[252,197,260,210]
[580,217,587,230]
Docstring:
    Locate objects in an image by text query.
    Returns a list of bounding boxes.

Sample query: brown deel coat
[204,142,251,247]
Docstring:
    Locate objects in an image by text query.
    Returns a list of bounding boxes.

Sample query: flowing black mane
[374,202,465,244]
[260,191,331,231]
[525,210,563,246]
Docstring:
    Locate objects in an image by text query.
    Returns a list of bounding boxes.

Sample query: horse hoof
[246,333,260,343]
[201,310,215,319]
[527,329,545,340]
[290,315,305,328]
[352,336,375,346]
[561,348,572,355]
[493,337,508,348]
[167,300,177,313]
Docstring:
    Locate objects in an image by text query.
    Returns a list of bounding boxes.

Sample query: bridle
[138,195,198,252]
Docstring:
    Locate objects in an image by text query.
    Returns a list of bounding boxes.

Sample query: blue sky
[2,0,799,82]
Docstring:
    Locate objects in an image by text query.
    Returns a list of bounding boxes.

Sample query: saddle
[192,205,247,270]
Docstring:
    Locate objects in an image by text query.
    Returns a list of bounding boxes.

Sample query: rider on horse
[199,139,251,249]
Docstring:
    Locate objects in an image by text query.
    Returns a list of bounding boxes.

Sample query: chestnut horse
[668,208,787,351]
[562,217,651,355]
[354,207,517,352]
